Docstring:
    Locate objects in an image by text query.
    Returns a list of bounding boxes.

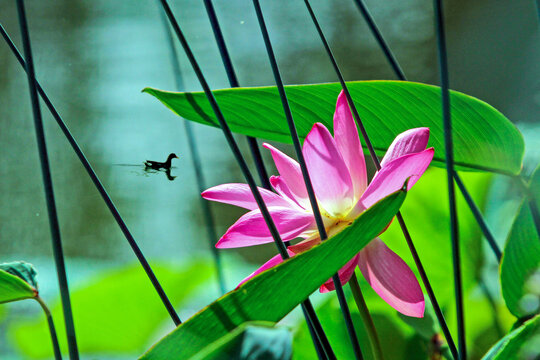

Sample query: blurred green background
[0,0,538,358]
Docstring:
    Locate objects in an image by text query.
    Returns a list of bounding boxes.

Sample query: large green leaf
[190,321,292,360]
[482,315,540,360]
[144,81,524,175]
[0,263,37,304]
[500,165,540,318]
[141,189,406,359]
[10,260,213,358]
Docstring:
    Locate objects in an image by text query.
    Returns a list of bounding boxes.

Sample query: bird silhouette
[144,153,178,170]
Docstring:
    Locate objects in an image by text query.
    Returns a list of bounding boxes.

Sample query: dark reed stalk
[352,0,500,263]
[156,1,334,358]
[351,0,406,81]
[251,1,364,359]
[36,297,63,360]
[433,0,466,358]
[396,215,460,359]
[303,1,459,359]
[454,172,501,262]
[0,24,182,326]
[157,4,226,295]
[14,1,79,358]
[301,1,382,356]
[200,1,323,353]
[202,0,272,190]
[351,0,513,252]
[302,301,331,360]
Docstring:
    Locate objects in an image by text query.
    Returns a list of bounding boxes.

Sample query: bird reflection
[165,168,176,181]
[142,166,177,181]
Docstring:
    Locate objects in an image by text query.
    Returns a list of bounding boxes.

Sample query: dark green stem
[349,273,384,360]
[36,296,62,360]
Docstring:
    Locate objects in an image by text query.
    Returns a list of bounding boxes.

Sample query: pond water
[0,0,538,358]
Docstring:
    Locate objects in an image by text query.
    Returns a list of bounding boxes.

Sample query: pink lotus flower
[202,91,434,317]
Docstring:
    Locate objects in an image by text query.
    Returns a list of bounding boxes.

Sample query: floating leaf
[482,315,540,360]
[500,165,540,318]
[190,322,292,360]
[144,81,524,175]
[141,189,406,359]
[0,262,38,304]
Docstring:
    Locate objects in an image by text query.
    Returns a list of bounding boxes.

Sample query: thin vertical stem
[349,274,384,360]
[433,0,466,358]
[157,4,226,295]
[14,1,79,358]
[454,172,501,262]
[202,0,271,190]
[0,23,182,327]
[36,297,62,360]
[302,1,459,359]
[156,1,334,358]
[251,1,363,359]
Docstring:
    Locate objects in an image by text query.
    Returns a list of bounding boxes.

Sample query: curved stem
[349,274,384,360]
[35,297,62,360]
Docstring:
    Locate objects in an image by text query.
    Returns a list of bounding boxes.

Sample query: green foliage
[190,321,292,360]
[482,315,540,360]
[140,189,406,359]
[0,262,37,304]
[501,166,540,318]
[398,297,440,340]
[293,292,429,360]
[9,260,213,358]
[144,81,524,175]
[446,290,516,359]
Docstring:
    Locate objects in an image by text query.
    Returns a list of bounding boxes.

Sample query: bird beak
[174,155,179,159]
